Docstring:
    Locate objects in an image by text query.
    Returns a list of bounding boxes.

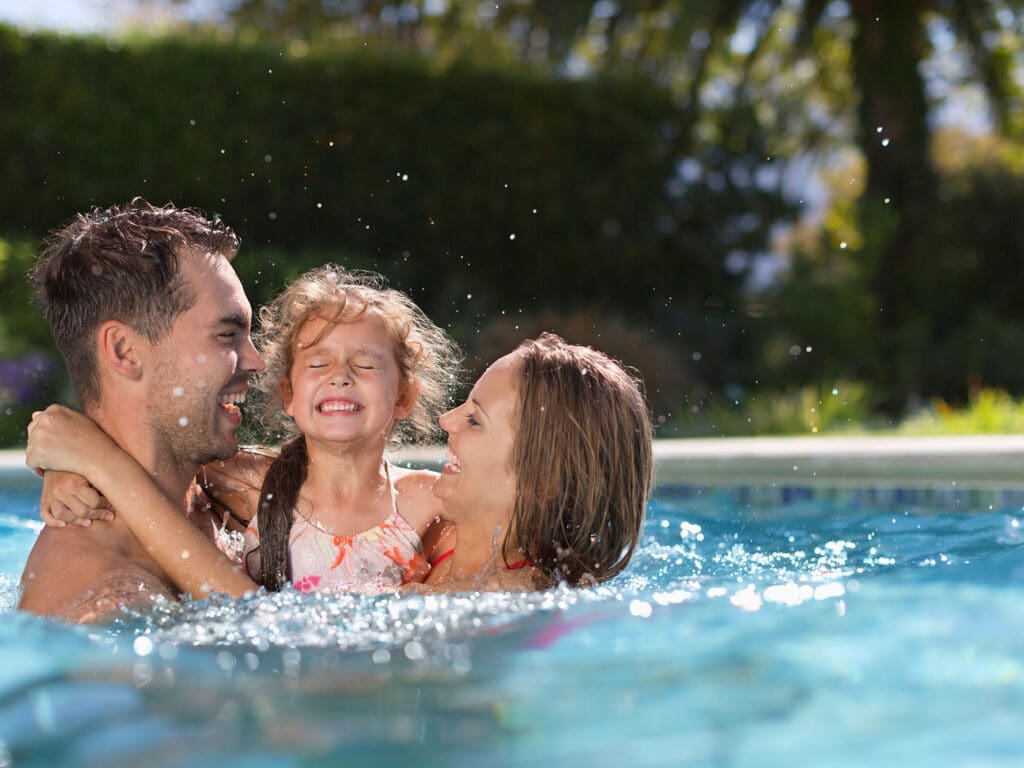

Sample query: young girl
[35,264,460,596]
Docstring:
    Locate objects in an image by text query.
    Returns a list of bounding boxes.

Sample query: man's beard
[146,372,237,470]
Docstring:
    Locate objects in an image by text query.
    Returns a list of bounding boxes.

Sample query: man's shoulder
[18,525,173,623]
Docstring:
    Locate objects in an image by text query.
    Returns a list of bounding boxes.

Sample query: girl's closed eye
[466,412,480,427]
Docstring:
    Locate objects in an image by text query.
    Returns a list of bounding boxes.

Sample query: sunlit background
[2,0,1023,445]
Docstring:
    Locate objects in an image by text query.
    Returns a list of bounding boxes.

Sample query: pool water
[2,480,1024,767]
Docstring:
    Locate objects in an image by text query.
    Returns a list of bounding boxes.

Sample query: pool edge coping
[4,434,1023,486]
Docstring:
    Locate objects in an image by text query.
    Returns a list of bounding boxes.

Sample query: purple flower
[0,352,60,407]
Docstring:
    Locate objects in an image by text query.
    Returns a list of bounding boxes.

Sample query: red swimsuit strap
[430,550,531,571]
[429,548,455,568]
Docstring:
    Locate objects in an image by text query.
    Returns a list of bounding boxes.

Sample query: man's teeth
[219,392,246,405]
[319,402,359,413]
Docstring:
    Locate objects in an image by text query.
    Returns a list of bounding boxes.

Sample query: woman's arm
[26,405,259,599]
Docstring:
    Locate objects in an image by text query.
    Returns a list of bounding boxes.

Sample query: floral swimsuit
[242,463,429,593]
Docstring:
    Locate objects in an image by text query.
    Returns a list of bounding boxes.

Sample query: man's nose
[242,336,264,373]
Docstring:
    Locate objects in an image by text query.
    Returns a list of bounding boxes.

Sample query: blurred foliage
[668,380,873,437]
[898,388,1024,435]
[0,237,66,445]
[5,0,1024,443]
[765,129,1024,411]
[0,22,798,446]
[137,0,1024,414]
[465,308,690,421]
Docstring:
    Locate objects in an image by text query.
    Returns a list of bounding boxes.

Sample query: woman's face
[432,352,520,524]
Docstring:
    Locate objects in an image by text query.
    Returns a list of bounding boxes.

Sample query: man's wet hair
[31,197,240,408]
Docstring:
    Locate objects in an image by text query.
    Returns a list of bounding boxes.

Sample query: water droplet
[133,637,153,656]
[216,651,237,672]
[840,241,847,249]
[629,600,653,618]
[172,386,184,397]
[509,234,516,240]
[881,138,890,147]
[178,416,189,427]
[404,641,426,660]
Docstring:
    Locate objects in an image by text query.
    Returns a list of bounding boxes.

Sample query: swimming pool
[2,444,1024,767]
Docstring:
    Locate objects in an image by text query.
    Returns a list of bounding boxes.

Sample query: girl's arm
[26,405,259,599]
[38,448,275,531]
[39,471,113,528]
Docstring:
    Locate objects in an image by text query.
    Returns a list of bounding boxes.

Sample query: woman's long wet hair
[252,265,460,590]
[506,333,654,587]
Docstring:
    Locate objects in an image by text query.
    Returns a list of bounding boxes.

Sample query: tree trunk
[848,0,936,408]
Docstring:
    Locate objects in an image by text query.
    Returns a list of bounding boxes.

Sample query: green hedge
[0,26,749,319]
[0,25,796,444]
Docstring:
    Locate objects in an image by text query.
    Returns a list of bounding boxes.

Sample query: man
[18,198,264,622]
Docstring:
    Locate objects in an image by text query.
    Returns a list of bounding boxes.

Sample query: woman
[425,332,654,591]
[27,333,653,594]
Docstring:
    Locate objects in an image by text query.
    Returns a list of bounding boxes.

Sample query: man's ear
[96,321,144,381]
[394,379,420,420]
[279,377,295,417]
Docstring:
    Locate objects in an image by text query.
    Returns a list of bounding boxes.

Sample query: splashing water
[3,483,1024,766]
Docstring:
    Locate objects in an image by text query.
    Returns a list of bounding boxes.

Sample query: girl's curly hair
[253,264,461,446]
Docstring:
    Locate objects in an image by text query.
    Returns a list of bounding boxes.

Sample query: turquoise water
[2,478,1024,766]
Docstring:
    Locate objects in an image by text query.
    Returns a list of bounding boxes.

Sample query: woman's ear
[279,377,295,417]
[394,379,420,420]
[96,321,143,381]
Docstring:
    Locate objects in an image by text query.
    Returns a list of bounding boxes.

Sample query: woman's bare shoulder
[390,465,445,527]
[391,465,440,499]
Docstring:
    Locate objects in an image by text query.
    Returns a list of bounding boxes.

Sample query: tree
[133,0,1024,406]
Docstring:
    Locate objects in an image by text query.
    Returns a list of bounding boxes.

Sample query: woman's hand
[26,405,116,478]
[40,470,114,528]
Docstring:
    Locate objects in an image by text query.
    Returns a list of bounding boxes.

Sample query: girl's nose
[330,367,353,386]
